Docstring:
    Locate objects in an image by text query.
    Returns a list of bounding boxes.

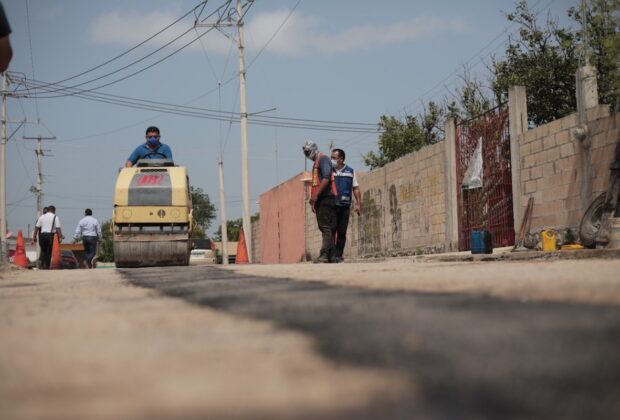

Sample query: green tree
[568,0,620,108]
[99,219,114,262]
[492,1,579,125]
[363,101,444,169]
[446,73,494,120]
[213,213,260,242]
[190,186,216,238]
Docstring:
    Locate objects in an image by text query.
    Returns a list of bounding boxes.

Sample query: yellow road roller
[113,159,192,267]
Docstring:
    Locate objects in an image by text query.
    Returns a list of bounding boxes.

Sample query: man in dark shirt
[303,140,337,263]
[0,2,13,72]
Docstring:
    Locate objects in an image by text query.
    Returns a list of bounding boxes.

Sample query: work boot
[313,254,330,264]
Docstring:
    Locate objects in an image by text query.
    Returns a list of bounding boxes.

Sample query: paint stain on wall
[358,189,382,254]
[389,184,402,249]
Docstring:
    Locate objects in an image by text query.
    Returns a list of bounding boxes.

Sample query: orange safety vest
[311,153,337,197]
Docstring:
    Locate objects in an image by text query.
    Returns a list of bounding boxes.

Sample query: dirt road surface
[1,258,620,419]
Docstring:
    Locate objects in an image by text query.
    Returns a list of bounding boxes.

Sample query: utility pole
[237,0,252,262]
[0,71,8,263]
[23,135,55,220]
[218,156,229,265]
[194,0,257,263]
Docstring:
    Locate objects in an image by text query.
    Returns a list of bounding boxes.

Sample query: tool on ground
[512,196,534,251]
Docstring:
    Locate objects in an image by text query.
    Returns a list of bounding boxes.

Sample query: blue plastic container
[471,231,493,254]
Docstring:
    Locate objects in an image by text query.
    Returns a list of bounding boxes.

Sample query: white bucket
[609,218,620,249]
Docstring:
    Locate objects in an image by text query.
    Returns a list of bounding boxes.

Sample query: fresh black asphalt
[121,265,620,420]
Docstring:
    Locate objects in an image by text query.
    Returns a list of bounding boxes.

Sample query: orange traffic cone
[13,230,29,269]
[50,233,63,270]
[235,227,249,264]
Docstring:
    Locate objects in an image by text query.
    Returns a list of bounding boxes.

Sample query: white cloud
[89,7,467,57]
[245,11,467,56]
[88,8,232,54]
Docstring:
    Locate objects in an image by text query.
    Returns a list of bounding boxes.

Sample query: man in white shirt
[32,205,63,269]
[74,208,102,269]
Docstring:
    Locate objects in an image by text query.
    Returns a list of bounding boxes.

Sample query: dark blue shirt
[127,143,173,165]
[316,154,334,197]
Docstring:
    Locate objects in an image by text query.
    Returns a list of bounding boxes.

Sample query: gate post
[443,118,458,251]
[508,86,528,234]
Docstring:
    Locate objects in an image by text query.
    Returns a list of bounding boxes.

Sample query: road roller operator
[126,126,173,168]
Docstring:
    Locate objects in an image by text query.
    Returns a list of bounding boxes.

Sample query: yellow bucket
[541,229,557,252]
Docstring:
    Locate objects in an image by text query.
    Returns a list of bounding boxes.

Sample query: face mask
[147,136,159,147]
[331,159,338,168]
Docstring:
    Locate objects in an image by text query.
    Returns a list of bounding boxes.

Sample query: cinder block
[531,139,543,153]
[586,104,610,122]
[561,113,578,130]
[523,129,540,143]
[519,142,531,157]
[530,166,543,180]
[560,142,575,158]
[525,180,537,194]
[546,118,564,136]
[565,210,581,225]
[542,162,555,177]
[522,154,535,170]
[541,214,557,227]
[542,135,555,150]
[554,129,570,146]
[545,147,561,162]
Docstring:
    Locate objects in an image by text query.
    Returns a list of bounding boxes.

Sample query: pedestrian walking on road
[34,206,49,268]
[331,148,362,263]
[74,208,102,269]
[303,140,337,263]
[32,205,63,270]
[125,126,173,167]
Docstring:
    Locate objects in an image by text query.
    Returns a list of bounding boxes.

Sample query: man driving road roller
[125,126,173,167]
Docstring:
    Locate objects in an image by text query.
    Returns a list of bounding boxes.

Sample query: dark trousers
[82,236,98,268]
[334,205,351,258]
[315,196,336,259]
[39,232,53,269]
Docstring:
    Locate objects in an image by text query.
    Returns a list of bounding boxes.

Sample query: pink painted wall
[258,172,309,263]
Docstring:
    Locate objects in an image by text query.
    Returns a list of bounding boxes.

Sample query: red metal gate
[455,108,514,251]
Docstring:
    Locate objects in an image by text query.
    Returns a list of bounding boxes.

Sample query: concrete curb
[417,248,620,263]
[344,248,620,264]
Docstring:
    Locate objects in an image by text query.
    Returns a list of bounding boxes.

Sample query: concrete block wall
[302,141,447,260]
[258,172,308,263]
[518,104,618,230]
[251,218,260,263]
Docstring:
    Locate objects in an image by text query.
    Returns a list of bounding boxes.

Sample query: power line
[24,0,39,121]
[13,75,380,133]
[14,1,235,98]
[402,0,556,117]
[18,0,213,94]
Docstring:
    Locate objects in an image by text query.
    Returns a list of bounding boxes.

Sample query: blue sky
[3,0,577,237]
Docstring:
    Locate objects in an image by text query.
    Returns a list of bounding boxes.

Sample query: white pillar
[443,118,458,250]
[508,85,528,234]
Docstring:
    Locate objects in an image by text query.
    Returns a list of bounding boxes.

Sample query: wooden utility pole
[23,135,55,220]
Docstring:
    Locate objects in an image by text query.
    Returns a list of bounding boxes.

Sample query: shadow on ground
[121,265,620,420]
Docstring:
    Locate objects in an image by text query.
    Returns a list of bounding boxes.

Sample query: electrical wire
[24,0,39,121]
[14,1,234,98]
[14,75,380,133]
[16,0,213,93]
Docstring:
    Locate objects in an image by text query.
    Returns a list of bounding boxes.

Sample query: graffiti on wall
[358,189,382,255]
[389,184,402,249]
